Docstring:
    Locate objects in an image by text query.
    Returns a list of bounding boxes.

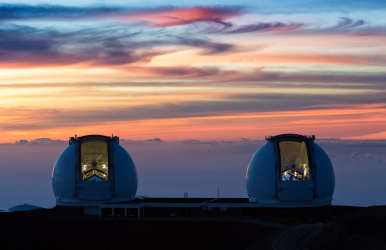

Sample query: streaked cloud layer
[1,2,386,142]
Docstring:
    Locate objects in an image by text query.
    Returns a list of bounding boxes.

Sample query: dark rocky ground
[0,208,276,250]
[299,206,386,250]
[2,205,385,250]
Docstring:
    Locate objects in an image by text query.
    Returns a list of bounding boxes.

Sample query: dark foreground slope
[300,206,386,250]
[0,208,275,250]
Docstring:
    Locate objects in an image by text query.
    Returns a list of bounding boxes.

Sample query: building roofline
[265,134,315,141]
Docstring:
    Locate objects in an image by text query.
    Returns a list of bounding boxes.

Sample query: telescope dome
[52,135,138,206]
[246,134,334,206]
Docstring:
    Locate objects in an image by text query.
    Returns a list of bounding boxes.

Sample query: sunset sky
[1,1,386,209]
[1,0,386,142]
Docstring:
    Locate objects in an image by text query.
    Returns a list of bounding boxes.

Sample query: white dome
[52,135,137,205]
[246,134,334,206]
[9,204,44,212]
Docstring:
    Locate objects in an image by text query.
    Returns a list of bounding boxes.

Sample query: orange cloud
[2,103,386,143]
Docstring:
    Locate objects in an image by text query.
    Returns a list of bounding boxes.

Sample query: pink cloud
[116,6,241,27]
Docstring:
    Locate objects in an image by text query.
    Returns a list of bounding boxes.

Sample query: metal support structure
[74,139,79,197]
[272,141,280,198]
[308,139,318,197]
[109,138,116,197]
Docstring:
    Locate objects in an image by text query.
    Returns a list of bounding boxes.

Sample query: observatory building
[51,133,333,218]
[52,135,138,208]
[246,134,335,207]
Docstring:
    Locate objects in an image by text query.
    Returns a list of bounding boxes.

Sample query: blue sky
[1,138,385,209]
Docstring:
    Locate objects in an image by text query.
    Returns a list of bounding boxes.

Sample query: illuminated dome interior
[81,138,109,181]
